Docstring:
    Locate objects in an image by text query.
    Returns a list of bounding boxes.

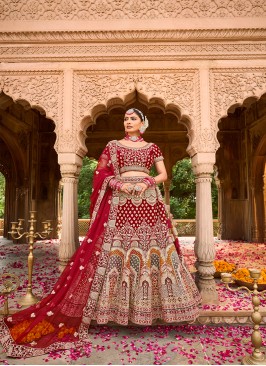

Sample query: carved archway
[0,71,64,153]
[0,90,61,239]
[74,71,200,156]
[215,90,266,241]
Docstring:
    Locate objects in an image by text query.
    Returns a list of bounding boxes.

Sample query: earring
[139,126,145,134]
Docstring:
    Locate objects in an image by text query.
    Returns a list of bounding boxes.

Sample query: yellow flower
[213,260,236,273]
[233,268,266,284]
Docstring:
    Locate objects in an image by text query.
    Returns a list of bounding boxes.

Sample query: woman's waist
[120,171,149,178]
[119,166,150,175]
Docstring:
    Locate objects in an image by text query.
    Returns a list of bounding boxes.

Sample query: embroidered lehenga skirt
[85,177,201,325]
[0,177,201,358]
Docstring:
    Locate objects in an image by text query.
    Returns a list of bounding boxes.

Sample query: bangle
[142,176,156,187]
[109,178,123,191]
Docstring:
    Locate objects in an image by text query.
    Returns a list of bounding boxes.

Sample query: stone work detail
[190,128,220,153]
[58,130,79,154]
[74,70,199,126]
[1,43,265,62]
[197,314,266,325]
[0,43,266,62]
[0,29,265,43]
[0,0,265,20]
[210,69,266,125]
[0,71,63,126]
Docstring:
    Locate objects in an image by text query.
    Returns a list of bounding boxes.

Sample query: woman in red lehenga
[0,108,201,358]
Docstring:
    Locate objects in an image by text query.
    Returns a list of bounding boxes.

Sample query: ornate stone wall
[0,0,265,20]
[0,0,265,301]
[210,68,266,125]
[0,71,64,152]
[74,70,200,154]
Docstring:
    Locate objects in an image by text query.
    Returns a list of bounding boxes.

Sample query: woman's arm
[154,160,168,184]
[125,160,168,197]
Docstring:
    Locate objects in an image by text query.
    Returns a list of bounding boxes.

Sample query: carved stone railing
[0,218,219,238]
[77,218,219,237]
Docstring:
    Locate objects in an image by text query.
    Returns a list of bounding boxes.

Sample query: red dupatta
[0,142,117,358]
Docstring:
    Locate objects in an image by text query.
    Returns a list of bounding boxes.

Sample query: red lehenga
[0,140,201,358]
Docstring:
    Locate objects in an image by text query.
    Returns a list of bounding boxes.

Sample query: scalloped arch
[0,71,63,129]
[217,92,266,123]
[77,89,194,156]
[211,69,266,124]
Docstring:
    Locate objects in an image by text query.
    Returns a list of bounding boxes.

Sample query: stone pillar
[57,180,63,240]
[214,170,222,240]
[192,152,218,304]
[58,153,82,268]
[250,179,259,242]
[264,167,266,242]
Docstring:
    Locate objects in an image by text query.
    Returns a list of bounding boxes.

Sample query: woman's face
[124,112,144,134]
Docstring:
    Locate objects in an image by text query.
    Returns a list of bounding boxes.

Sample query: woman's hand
[121,182,148,196]
[120,182,135,195]
[132,182,148,196]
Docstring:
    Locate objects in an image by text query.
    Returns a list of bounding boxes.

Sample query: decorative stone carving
[59,160,82,267]
[74,70,199,134]
[1,43,266,63]
[0,0,265,20]
[57,129,79,154]
[60,163,81,177]
[191,155,217,304]
[197,314,266,325]
[210,69,266,125]
[189,128,220,154]
[0,29,265,43]
[0,71,63,127]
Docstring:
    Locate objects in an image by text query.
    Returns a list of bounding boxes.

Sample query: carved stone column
[264,167,266,242]
[57,180,63,240]
[192,153,218,304]
[214,170,222,240]
[58,153,82,268]
[250,178,259,242]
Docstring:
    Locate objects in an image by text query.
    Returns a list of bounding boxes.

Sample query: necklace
[124,133,144,142]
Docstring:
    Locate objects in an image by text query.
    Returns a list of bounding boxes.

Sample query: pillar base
[58,258,69,273]
[196,275,219,304]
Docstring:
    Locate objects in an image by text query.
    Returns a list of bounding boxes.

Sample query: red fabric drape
[0,145,115,358]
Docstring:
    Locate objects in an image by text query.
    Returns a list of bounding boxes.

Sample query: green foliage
[0,173,5,218]
[78,157,97,218]
[170,158,218,219]
[76,156,218,220]
[170,158,196,219]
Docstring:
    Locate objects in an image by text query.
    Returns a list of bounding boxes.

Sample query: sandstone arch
[74,71,199,157]
[0,90,61,239]
[215,91,266,242]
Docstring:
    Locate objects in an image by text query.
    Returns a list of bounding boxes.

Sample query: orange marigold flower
[213,260,236,273]
[233,268,266,284]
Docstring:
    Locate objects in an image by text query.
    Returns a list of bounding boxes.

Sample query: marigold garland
[233,268,266,284]
[213,259,236,273]
[58,325,76,339]
[10,319,55,344]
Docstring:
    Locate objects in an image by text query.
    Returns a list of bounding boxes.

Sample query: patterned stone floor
[0,237,266,365]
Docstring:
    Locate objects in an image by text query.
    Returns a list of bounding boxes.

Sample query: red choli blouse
[115,141,164,174]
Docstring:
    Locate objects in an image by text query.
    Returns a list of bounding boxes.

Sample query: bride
[0,108,201,358]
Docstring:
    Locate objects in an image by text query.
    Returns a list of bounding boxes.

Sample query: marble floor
[0,237,265,365]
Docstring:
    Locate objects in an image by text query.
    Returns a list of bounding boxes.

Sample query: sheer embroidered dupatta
[0,142,117,358]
